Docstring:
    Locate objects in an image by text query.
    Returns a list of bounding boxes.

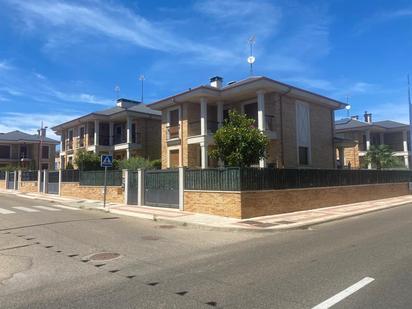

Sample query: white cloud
[284,77,335,91]
[0,60,12,70]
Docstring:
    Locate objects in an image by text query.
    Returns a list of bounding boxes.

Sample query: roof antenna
[247,35,256,76]
[408,74,412,168]
[114,85,120,99]
[139,74,145,103]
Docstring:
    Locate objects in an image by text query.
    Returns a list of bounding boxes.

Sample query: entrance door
[127,171,139,205]
[7,172,15,189]
[47,171,59,194]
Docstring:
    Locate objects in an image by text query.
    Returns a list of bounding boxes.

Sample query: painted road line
[52,205,80,211]
[312,277,375,309]
[13,206,40,213]
[33,206,61,211]
[0,208,16,214]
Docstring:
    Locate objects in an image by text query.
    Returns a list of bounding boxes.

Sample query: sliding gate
[7,172,15,190]
[144,169,179,208]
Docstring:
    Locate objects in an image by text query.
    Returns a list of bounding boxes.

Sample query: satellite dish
[345,105,351,110]
[247,56,255,64]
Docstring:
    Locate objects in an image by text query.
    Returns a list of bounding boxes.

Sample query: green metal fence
[61,170,80,182]
[79,170,122,186]
[185,168,241,191]
[21,171,38,181]
[0,171,5,180]
[184,168,412,191]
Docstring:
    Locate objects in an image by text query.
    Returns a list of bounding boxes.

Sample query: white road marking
[52,204,79,211]
[33,206,61,211]
[13,206,40,213]
[0,208,16,214]
[312,277,375,309]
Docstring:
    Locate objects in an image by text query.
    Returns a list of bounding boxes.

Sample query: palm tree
[364,144,399,170]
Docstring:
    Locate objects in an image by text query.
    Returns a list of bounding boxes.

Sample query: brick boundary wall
[19,181,38,193]
[0,180,5,189]
[184,183,410,219]
[60,183,124,204]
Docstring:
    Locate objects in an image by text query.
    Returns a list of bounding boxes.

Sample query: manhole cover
[141,236,160,241]
[89,252,121,261]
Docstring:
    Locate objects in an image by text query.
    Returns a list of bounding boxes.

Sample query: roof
[52,99,161,132]
[335,118,409,131]
[0,130,59,144]
[149,76,347,110]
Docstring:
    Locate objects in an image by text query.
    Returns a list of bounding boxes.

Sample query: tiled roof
[0,130,59,144]
[373,120,408,129]
[335,118,409,131]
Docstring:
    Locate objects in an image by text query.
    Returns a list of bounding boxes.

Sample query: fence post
[13,171,17,190]
[43,170,48,194]
[124,169,129,205]
[58,169,62,196]
[5,171,9,189]
[179,167,184,211]
[137,169,144,206]
[17,170,22,191]
[37,170,42,193]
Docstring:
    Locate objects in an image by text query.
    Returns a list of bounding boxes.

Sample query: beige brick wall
[161,113,168,169]
[281,96,298,167]
[61,183,124,204]
[184,191,242,218]
[241,183,409,218]
[310,104,334,168]
[0,180,5,189]
[19,181,38,193]
[344,144,360,168]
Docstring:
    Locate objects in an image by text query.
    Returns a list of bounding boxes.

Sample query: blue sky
[0,0,412,139]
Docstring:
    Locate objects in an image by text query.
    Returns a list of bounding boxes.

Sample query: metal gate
[127,171,139,205]
[7,172,15,190]
[48,171,59,194]
[144,169,179,208]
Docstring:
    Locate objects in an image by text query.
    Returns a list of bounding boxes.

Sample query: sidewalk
[2,189,412,231]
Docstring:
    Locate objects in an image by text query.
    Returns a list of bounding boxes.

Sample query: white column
[403,130,409,168]
[37,170,41,192]
[124,170,129,205]
[109,122,114,145]
[257,90,266,131]
[217,101,224,128]
[200,142,208,169]
[4,171,8,189]
[178,167,184,211]
[137,169,144,206]
[17,170,22,190]
[366,130,371,169]
[200,97,208,136]
[13,171,17,190]
[58,169,62,196]
[380,132,385,145]
[60,134,64,153]
[126,117,132,144]
[43,170,48,194]
[94,120,100,147]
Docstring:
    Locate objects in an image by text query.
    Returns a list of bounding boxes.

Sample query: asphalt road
[1,193,412,308]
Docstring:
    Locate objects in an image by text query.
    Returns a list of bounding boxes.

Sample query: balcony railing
[65,140,73,151]
[167,125,180,140]
[188,121,219,137]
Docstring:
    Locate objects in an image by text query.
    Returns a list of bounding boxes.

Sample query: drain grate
[89,252,121,261]
[81,259,89,263]
[68,254,79,257]
[56,250,62,253]
[241,221,276,228]
[45,245,54,248]
[176,291,188,296]
[101,217,119,220]
[141,236,160,241]
[126,275,136,279]
[94,264,105,268]
[109,269,119,273]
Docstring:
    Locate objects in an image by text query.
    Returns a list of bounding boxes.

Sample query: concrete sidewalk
[2,189,412,231]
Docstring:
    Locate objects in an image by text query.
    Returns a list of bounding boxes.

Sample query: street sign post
[101,155,113,210]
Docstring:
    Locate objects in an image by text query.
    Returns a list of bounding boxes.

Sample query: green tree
[74,149,101,171]
[210,110,268,167]
[364,144,403,170]
[118,156,153,171]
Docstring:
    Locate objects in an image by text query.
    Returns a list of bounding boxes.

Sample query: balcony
[167,125,180,140]
[188,121,219,137]
[65,140,74,152]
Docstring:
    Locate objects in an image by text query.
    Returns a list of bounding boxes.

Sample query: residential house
[148,76,347,169]
[335,112,410,169]
[52,98,161,169]
[0,129,58,170]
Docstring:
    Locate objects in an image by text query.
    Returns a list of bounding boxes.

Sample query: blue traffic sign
[101,155,113,168]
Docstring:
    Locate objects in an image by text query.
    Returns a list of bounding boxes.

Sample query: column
[124,170,129,205]
[94,120,100,147]
[366,130,371,169]
[60,134,64,152]
[217,101,224,128]
[178,167,184,211]
[257,90,266,168]
[126,117,132,144]
[380,132,385,145]
[43,170,48,194]
[4,171,8,189]
[403,130,409,168]
[17,170,22,190]
[200,97,208,136]
[109,121,114,146]
[338,146,345,168]
[58,169,62,197]
[37,170,42,192]
[200,142,208,169]
[137,169,144,206]
[13,171,17,190]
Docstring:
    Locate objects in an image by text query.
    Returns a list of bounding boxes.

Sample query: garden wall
[60,183,124,204]
[19,181,38,193]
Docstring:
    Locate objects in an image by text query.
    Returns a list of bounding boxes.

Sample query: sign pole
[103,166,107,210]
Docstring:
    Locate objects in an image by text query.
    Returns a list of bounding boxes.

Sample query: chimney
[351,115,359,120]
[364,111,372,123]
[117,98,140,108]
[38,128,46,138]
[210,76,223,88]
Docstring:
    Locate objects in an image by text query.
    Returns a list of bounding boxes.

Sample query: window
[20,145,28,159]
[299,147,309,165]
[42,145,49,159]
[41,163,49,170]
[68,129,73,149]
[243,103,258,125]
[169,149,179,168]
[0,145,10,159]
[79,127,85,147]
[169,109,179,126]
[296,101,311,165]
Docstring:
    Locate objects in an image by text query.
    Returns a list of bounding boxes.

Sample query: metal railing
[0,171,5,180]
[79,170,122,186]
[21,171,38,181]
[167,125,180,140]
[188,121,219,137]
[61,170,80,182]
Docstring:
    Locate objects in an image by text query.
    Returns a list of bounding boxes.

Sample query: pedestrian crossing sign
[101,155,113,168]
